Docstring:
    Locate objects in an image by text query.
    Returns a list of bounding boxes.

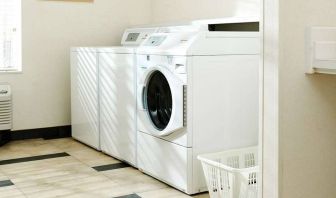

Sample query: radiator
[0,84,12,131]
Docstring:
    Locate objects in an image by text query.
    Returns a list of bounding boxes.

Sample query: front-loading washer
[136,19,260,194]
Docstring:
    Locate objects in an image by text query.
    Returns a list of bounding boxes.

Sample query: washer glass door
[145,71,172,130]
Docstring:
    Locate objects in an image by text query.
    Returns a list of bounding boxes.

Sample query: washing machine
[99,28,156,166]
[136,19,260,194]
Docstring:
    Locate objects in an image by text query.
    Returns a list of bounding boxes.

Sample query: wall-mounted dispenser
[306,27,336,74]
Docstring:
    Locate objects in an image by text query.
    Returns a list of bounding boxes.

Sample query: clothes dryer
[71,47,100,150]
[99,28,156,166]
[71,28,155,153]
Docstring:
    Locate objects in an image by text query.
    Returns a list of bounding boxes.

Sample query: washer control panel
[145,36,167,46]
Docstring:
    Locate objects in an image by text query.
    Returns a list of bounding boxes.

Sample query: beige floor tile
[4,162,97,185]
[103,167,167,194]
[45,138,120,167]
[0,176,8,181]
[14,170,99,190]
[82,184,154,198]
[44,138,86,152]
[0,172,8,181]
[21,175,117,196]
[1,157,80,174]
[61,192,111,198]
[138,187,192,198]
[68,149,120,167]
[0,157,93,179]
[13,170,101,190]
[18,182,64,195]
[22,177,119,198]
[0,139,61,161]
[0,185,26,198]
[24,187,76,198]
[0,138,211,198]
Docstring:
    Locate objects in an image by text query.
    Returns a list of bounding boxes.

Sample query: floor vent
[0,84,12,131]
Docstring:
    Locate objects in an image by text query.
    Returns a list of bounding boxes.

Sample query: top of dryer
[137,17,261,56]
[71,27,158,52]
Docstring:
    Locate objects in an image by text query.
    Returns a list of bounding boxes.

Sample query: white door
[71,50,100,150]
[138,66,184,137]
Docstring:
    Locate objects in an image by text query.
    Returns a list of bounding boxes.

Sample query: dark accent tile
[10,125,71,141]
[0,152,70,166]
[0,180,14,188]
[114,194,141,198]
[92,162,131,172]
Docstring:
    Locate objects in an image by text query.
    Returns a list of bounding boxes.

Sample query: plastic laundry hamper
[198,147,259,198]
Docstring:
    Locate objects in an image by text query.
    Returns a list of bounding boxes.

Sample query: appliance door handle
[142,86,147,110]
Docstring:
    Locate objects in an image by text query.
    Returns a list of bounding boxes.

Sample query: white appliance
[0,84,12,131]
[306,26,336,74]
[99,28,156,166]
[136,19,260,194]
[71,28,156,152]
[71,47,100,150]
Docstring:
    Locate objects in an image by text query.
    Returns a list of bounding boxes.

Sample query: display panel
[125,33,140,42]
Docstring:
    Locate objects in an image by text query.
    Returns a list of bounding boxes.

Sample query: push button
[0,90,8,95]
[175,64,186,74]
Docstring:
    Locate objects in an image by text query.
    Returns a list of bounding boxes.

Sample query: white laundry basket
[198,147,259,198]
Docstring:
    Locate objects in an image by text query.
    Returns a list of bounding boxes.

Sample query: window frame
[0,0,22,73]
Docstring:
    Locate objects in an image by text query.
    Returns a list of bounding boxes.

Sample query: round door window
[145,71,172,130]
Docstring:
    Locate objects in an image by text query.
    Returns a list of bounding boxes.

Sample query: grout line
[136,186,170,194]
[12,183,29,198]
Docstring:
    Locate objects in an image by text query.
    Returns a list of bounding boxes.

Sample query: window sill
[0,70,22,74]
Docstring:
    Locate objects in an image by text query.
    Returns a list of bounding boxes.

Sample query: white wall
[150,0,260,23]
[0,0,261,131]
[0,0,151,130]
[0,0,260,132]
[279,0,336,197]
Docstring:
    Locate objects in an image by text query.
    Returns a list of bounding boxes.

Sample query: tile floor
[0,138,209,198]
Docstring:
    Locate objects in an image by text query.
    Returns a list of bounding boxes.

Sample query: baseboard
[10,126,72,141]
[0,130,11,146]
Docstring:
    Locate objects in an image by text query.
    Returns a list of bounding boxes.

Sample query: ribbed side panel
[183,85,187,127]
